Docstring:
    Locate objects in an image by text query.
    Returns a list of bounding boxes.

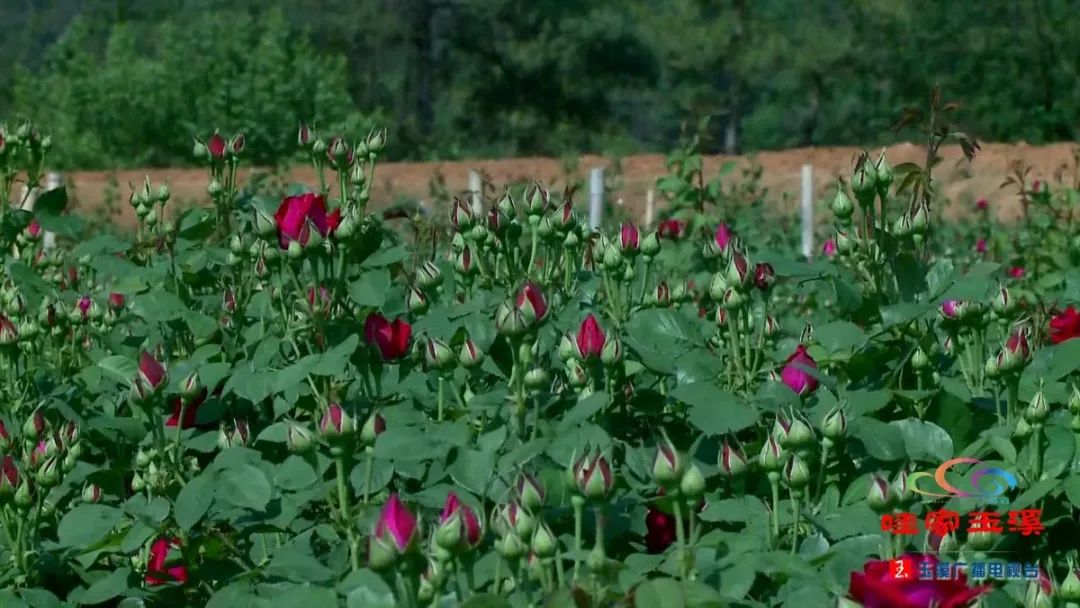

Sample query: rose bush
[0,95,1078,608]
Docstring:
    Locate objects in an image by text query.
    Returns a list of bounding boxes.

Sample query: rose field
[2,98,1080,608]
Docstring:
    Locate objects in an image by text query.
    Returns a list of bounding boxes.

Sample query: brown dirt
[57,141,1080,229]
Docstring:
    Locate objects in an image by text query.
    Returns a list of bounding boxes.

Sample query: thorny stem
[335,454,360,572]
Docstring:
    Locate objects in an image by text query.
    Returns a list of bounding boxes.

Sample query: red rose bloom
[1049,305,1080,344]
[145,537,189,586]
[656,219,683,240]
[364,313,412,361]
[273,192,341,248]
[848,554,990,608]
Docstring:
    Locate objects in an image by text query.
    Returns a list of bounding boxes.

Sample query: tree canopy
[2,0,1078,169]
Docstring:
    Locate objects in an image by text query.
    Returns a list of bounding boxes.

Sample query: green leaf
[219,465,272,511]
[175,472,216,530]
[19,589,62,608]
[96,356,136,384]
[265,585,337,608]
[275,457,318,491]
[339,569,395,601]
[556,391,608,432]
[813,321,867,357]
[374,426,447,461]
[892,419,954,462]
[1037,425,1075,479]
[206,583,263,608]
[699,497,768,523]
[58,505,125,549]
[362,245,408,268]
[449,449,497,495]
[1063,475,1080,507]
[675,383,758,435]
[265,545,335,583]
[132,290,188,322]
[634,578,687,608]
[349,268,391,307]
[460,595,513,608]
[987,435,1017,464]
[850,418,906,461]
[77,568,132,605]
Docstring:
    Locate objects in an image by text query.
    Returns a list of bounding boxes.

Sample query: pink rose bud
[0,456,20,498]
[23,410,46,440]
[822,239,838,257]
[714,223,734,251]
[307,285,331,315]
[360,410,386,446]
[515,282,548,325]
[223,289,236,313]
[435,492,484,552]
[940,299,964,320]
[975,238,987,254]
[0,316,18,345]
[319,403,355,439]
[575,314,606,360]
[1009,266,1025,279]
[76,295,92,321]
[108,293,125,310]
[780,344,819,397]
[718,438,747,477]
[576,451,615,500]
[449,198,474,230]
[137,350,168,395]
[975,198,988,211]
[753,262,776,291]
[515,473,546,511]
[369,494,419,569]
[229,133,245,156]
[297,123,312,147]
[651,433,685,487]
[207,132,227,160]
[26,220,42,241]
[620,223,640,253]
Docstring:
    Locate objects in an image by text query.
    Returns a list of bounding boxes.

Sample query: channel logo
[907,457,1018,504]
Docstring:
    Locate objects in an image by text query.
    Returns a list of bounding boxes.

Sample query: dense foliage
[1,95,1080,608]
[3,0,1080,167]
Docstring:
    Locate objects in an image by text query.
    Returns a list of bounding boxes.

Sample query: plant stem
[492,556,503,595]
[790,490,802,555]
[362,447,375,505]
[527,226,540,278]
[437,376,446,421]
[768,472,781,545]
[1007,378,1020,428]
[815,439,832,504]
[335,454,359,572]
[571,496,585,581]
[1030,425,1043,482]
[671,498,688,580]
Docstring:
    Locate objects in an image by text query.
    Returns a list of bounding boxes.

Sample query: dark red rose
[656,219,684,240]
[1049,305,1080,344]
[165,389,208,429]
[848,553,990,608]
[364,313,412,361]
[145,537,189,585]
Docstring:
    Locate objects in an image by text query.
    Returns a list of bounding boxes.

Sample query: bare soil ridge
[62,142,1080,227]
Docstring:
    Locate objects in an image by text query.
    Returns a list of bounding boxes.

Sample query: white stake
[801,164,814,259]
[588,167,604,231]
[468,170,482,215]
